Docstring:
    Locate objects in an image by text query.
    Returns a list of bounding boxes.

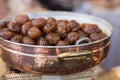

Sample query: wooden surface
[0,48,6,77]
[94,67,120,80]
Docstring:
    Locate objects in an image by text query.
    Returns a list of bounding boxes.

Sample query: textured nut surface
[15,14,30,25]
[66,32,79,44]
[31,18,46,28]
[22,36,35,45]
[46,32,60,45]
[28,27,41,39]
[82,24,102,35]
[56,40,69,46]
[21,22,32,35]
[7,22,21,33]
[37,37,49,46]
[11,34,23,43]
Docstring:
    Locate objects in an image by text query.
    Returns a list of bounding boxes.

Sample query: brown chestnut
[15,14,30,25]
[46,32,60,45]
[0,21,9,29]
[66,32,79,44]
[31,18,46,28]
[82,24,102,35]
[90,33,106,41]
[43,22,57,34]
[22,36,35,45]
[69,20,80,31]
[57,20,70,35]
[0,31,14,40]
[28,27,41,39]
[37,37,49,46]
[56,40,69,46]
[21,22,32,35]
[47,17,56,23]
[11,34,23,43]
[1,28,10,32]
[78,30,88,38]
[7,22,21,33]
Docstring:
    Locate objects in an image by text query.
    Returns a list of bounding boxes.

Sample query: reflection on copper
[56,48,59,55]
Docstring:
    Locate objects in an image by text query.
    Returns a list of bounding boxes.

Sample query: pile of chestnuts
[0,14,106,46]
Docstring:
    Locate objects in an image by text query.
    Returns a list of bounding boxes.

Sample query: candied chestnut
[46,32,60,45]
[66,32,79,44]
[90,33,106,41]
[57,20,70,36]
[7,22,21,33]
[47,17,56,23]
[31,18,46,28]
[0,31,14,40]
[43,22,57,34]
[69,20,80,31]
[15,14,30,25]
[78,30,88,38]
[28,27,41,39]
[11,34,23,43]
[22,36,35,45]
[1,28,10,32]
[56,40,69,46]
[37,37,49,46]
[99,32,107,38]
[0,21,9,29]
[82,24,102,35]
[21,22,32,35]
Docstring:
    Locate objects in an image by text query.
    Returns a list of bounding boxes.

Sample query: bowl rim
[0,11,113,48]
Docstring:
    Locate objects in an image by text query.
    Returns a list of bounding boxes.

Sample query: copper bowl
[0,11,113,75]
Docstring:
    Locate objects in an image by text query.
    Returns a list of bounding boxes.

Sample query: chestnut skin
[66,32,79,44]
[22,36,35,45]
[82,24,102,35]
[11,34,23,43]
[37,37,49,46]
[21,22,32,36]
[90,33,106,41]
[31,18,46,28]
[0,31,14,40]
[56,40,69,46]
[57,20,70,35]
[1,28,10,32]
[0,21,9,29]
[78,30,88,38]
[28,27,41,39]
[0,15,107,47]
[15,14,30,25]
[46,32,60,45]
[7,22,21,33]
[47,17,56,23]
[69,20,80,31]
[43,22,57,34]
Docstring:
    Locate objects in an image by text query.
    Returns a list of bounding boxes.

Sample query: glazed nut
[43,22,57,34]
[11,34,23,43]
[69,20,80,31]
[22,36,35,45]
[21,22,32,36]
[46,32,60,45]
[82,24,102,35]
[7,22,21,33]
[37,37,49,46]
[28,27,41,39]
[66,32,79,44]
[31,18,46,28]
[0,31,14,40]
[56,40,69,46]
[15,14,30,25]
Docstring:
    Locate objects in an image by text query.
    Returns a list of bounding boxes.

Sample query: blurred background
[0,0,120,79]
